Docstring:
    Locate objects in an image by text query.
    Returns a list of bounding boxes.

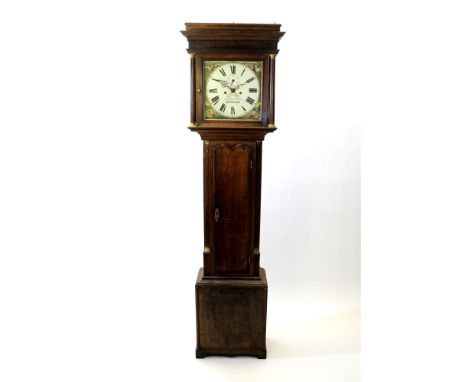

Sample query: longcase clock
[181,23,284,359]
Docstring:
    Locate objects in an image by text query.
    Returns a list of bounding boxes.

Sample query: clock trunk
[203,141,261,277]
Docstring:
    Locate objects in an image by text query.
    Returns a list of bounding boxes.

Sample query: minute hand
[234,81,249,90]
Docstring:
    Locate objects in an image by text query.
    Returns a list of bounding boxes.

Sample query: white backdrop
[0,1,361,381]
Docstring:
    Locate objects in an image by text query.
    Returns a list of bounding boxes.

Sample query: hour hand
[212,78,229,87]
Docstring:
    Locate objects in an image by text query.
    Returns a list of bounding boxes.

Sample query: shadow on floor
[266,310,360,358]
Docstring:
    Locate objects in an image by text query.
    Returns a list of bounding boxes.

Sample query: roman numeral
[211,96,220,105]
[241,68,246,76]
[230,65,236,74]
[231,106,235,115]
[219,68,226,76]
[246,77,255,83]
[249,88,258,93]
[209,88,217,93]
[246,97,255,105]
[220,103,226,113]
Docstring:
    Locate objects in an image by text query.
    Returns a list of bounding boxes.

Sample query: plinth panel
[195,268,268,358]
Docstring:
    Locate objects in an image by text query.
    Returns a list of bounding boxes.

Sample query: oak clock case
[182,23,284,359]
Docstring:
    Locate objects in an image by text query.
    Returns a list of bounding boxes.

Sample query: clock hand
[233,82,247,90]
[212,78,229,87]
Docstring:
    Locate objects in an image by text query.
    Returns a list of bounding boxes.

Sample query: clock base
[195,267,268,359]
[196,348,266,359]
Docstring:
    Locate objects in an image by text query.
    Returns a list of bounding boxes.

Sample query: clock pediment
[181,23,285,54]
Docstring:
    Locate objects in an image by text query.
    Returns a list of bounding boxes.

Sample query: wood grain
[196,268,268,358]
[213,143,254,275]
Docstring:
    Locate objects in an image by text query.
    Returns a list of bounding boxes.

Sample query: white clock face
[204,61,262,120]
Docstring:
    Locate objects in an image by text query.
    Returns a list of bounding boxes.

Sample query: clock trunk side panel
[209,142,256,276]
[203,142,211,273]
[252,141,263,276]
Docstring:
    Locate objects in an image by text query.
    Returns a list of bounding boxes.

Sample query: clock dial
[204,61,262,120]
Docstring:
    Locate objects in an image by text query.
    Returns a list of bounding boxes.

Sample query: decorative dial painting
[204,61,263,120]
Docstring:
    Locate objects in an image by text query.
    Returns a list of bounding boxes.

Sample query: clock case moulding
[181,23,284,359]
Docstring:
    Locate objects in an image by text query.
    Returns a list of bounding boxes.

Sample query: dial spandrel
[204,61,262,120]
